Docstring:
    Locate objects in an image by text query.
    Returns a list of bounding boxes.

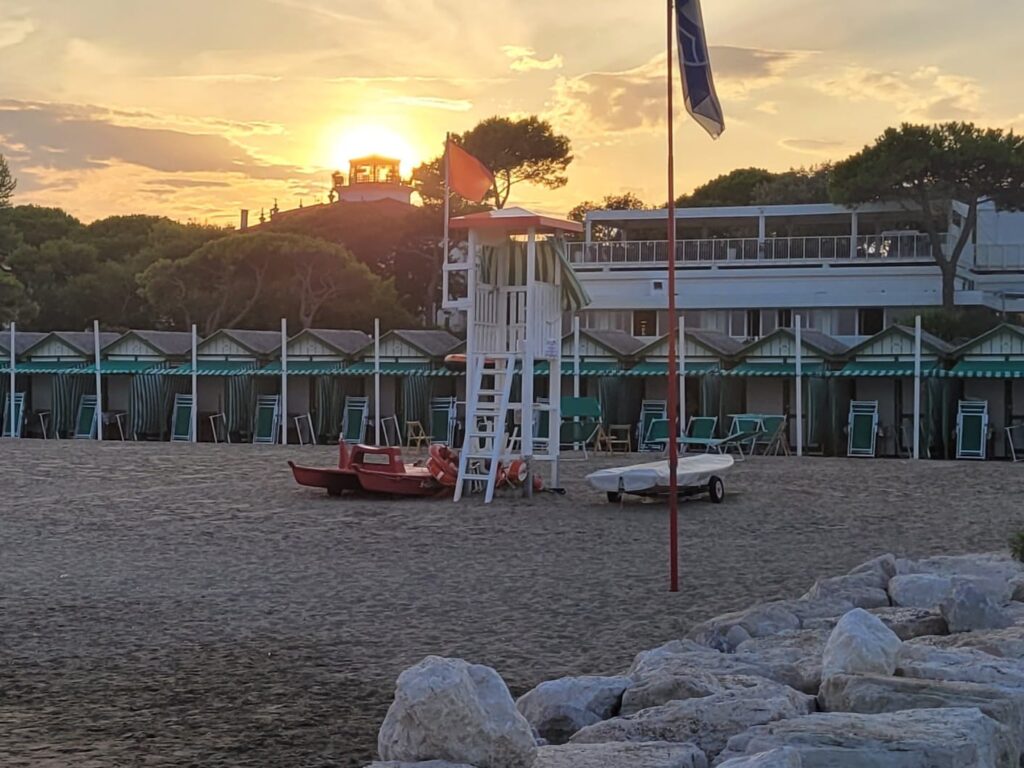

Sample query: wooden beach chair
[170,394,194,442]
[560,396,602,459]
[429,397,457,446]
[341,396,369,444]
[847,401,879,458]
[252,395,281,444]
[73,395,99,439]
[638,400,667,451]
[758,414,790,456]
[405,420,429,448]
[2,392,26,438]
[677,416,718,453]
[956,400,989,460]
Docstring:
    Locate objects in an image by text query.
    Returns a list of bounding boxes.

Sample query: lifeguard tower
[330,155,414,205]
[443,207,590,502]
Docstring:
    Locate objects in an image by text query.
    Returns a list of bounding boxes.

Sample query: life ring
[426,444,459,487]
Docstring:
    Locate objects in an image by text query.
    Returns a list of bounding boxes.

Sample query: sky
[0,0,1022,225]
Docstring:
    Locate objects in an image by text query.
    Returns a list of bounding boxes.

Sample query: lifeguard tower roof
[449,206,583,235]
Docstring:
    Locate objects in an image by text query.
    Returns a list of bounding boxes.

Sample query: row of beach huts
[2,322,1024,460]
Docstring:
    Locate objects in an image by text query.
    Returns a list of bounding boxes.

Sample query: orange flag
[447,140,494,204]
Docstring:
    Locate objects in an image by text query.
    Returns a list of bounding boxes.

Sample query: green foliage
[0,154,15,208]
[0,270,35,326]
[900,307,1012,344]
[0,205,84,247]
[568,192,650,240]
[678,167,776,207]
[1010,532,1024,564]
[752,165,833,205]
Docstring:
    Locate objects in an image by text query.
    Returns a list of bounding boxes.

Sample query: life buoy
[426,444,459,487]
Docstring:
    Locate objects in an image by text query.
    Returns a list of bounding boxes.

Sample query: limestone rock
[571,677,814,760]
[888,573,954,608]
[366,763,476,768]
[801,572,890,609]
[941,579,1012,633]
[821,608,902,679]
[847,553,898,585]
[516,675,631,745]
[715,748,803,768]
[897,643,1024,688]
[621,665,723,716]
[717,707,1018,767]
[534,741,708,768]
[734,629,830,694]
[377,656,537,768]
[907,552,1022,585]
[804,605,947,640]
[908,625,1024,659]
[687,603,800,652]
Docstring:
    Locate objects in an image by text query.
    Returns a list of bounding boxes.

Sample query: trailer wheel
[606,491,623,503]
[708,476,725,504]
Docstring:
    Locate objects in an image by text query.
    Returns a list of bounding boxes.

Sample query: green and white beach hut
[0,331,46,436]
[560,329,641,422]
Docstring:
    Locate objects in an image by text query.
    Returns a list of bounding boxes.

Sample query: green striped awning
[832,361,938,378]
[479,239,591,311]
[2,361,90,374]
[560,361,624,376]
[165,361,258,376]
[72,361,168,375]
[341,362,434,376]
[724,361,826,377]
[940,360,1024,379]
[622,361,720,377]
[255,361,345,376]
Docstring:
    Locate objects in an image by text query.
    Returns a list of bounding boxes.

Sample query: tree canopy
[677,167,776,207]
[831,122,1024,307]
[0,154,15,208]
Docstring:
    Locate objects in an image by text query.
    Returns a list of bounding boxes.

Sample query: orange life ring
[426,444,459,487]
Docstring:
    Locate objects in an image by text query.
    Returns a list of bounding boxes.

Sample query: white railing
[565,233,938,266]
[973,244,1024,271]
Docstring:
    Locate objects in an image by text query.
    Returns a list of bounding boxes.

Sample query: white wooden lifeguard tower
[443,207,590,502]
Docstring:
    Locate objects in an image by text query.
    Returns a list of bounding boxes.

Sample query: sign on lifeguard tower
[443,207,591,502]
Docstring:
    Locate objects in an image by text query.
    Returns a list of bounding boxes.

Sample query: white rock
[516,675,631,745]
[821,608,902,680]
[941,579,1012,633]
[687,603,800,652]
[847,553,898,584]
[377,656,537,768]
[734,629,830,694]
[717,707,1018,767]
[715,748,803,768]
[534,741,708,768]
[907,552,1022,585]
[907,625,1024,659]
[570,677,814,760]
[801,572,890,609]
[366,763,476,768]
[888,573,954,608]
[897,643,1024,688]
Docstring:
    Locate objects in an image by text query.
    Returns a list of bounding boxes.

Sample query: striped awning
[0,361,90,374]
[622,361,720,377]
[255,361,345,376]
[560,361,624,376]
[165,361,258,376]
[940,360,1024,379]
[73,361,169,375]
[724,361,826,377]
[832,361,938,378]
[479,238,591,311]
[341,362,435,376]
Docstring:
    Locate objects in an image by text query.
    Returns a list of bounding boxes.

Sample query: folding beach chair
[252,395,281,444]
[560,396,602,459]
[758,415,790,456]
[956,400,989,460]
[2,392,26,438]
[170,394,194,442]
[429,397,457,446]
[638,400,668,451]
[847,401,879,458]
[73,395,99,439]
[1006,422,1024,463]
[677,416,718,453]
[341,396,369,443]
[727,415,764,457]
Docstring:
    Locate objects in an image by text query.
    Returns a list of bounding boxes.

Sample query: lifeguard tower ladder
[443,208,589,502]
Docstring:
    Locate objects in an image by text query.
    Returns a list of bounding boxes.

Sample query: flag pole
[443,132,451,316]
[666,0,680,593]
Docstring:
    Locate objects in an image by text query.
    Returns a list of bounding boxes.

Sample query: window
[581,311,631,332]
[682,310,703,330]
[633,310,658,337]
[760,310,778,336]
[836,309,857,336]
[778,309,793,329]
[729,310,747,338]
[747,309,761,339]
[858,308,885,336]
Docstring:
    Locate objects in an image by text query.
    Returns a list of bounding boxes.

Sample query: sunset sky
[1,0,1021,224]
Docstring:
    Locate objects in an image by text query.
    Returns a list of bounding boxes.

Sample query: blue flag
[675,0,725,139]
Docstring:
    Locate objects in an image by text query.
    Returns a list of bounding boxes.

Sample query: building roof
[0,331,47,356]
[210,329,282,355]
[581,329,646,357]
[106,330,197,357]
[299,329,372,356]
[387,329,462,357]
[689,330,745,357]
[585,201,916,224]
[893,324,955,355]
[22,331,122,358]
[952,323,1024,355]
[449,206,583,235]
[740,327,849,359]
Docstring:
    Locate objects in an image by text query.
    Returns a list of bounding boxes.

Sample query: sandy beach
[2,440,1023,766]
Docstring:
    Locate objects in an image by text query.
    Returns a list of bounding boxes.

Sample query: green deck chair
[847,401,879,458]
[2,392,26,438]
[644,417,670,451]
[727,415,764,456]
[73,395,99,439]
[341,396,369,443]
[429,397,457,445]
[678,415,718,453]
[170,393,194,442]
[560,396,602,459]
[956,400,989,460]
[252,395,281,444]
[638,399,667,451]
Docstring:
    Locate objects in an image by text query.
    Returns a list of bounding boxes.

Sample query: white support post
[795,317,803,457]
[573,316,581,398]
[850,212,859,259]
[374,317,381,446]
[585,219,592,245]
[93,320,103,442]
[280,317,288,446]
[522,227,537,497]
[679,314,686,436]
[913,315,922,460]
[190,324,198,443]
[757,212,766,245]
[8,323,15,439]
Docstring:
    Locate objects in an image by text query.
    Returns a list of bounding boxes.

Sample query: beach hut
[0,331,46,436]
[940,324,1024,459]
[255,328,370,443]
[166,329,280,442]
[16,331,120,438]
[560,329,640,427]
[97,330,195,440]
[830,325,952,457]
[341,329,461,444]
[724,328,848,452]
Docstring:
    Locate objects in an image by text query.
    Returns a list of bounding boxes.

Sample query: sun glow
[328,124,421,177]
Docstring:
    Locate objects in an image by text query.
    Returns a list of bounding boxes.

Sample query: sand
[1,440,1023,766]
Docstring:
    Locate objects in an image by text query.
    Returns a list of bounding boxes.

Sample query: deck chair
[73,395,99,439]
[956,400,989,460]
[341,396,369,443]
[560,396,602,459]
[1006,422,1024,463]
[847,401,879,457]
[727,415,764,457]
[677,416,718,453]
[643,418,671,452]
[758,415,790,456]
[406,420,430,448]
[252,395,280,444]
[2,392,26,438]
[429,397,457,445]
[638,400,668,451]
[170,394,194,442]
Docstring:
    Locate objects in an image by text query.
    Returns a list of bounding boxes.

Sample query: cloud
[502,45,563,73]
[816,65,982,121]
[779,138,846,155]
[388,96,473,112]
[0,16,32,49]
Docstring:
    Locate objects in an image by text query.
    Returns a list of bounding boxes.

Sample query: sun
[328,124,421,177]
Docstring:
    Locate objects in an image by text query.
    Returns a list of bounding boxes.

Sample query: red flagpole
[666,0,680,593]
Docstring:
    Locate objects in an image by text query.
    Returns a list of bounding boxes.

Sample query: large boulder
[897,644,1024,688]
[940,579,1012,633]
[847,553,898,583]
[821,609,902,680]
[801,572,890,609]
[716,707,1018,767]
[621,665,723,716]
[516,675,631,745]
[687,603,800,652]
[570,677,814,760]
[366,763,476,768]
[907,625,1024,659]
[888,573,954,608]
[534,741,708,768]
[803,606,947,641]
[734,629,830,694]
[904,552,1022,585]
[818,673,1024,752]
[715,748,803,768]
[377,656,537,768]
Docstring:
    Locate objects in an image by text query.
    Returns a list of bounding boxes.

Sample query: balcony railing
[565,233,939,266]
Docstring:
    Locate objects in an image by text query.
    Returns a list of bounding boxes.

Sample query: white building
[573,201,1024,346]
